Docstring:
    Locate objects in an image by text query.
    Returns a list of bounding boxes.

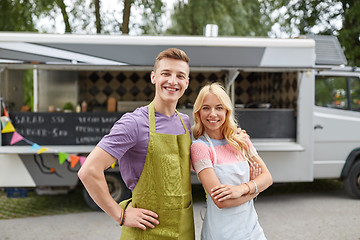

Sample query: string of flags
[0,100,117,170]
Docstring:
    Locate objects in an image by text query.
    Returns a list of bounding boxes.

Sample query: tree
[55,0,72,33]
[338,0,360,66]
[167,0,272,36]
[121,0,133,34]
[138,0,165,35]
[94,0,102,33]
[0,0,36,31]
[263,0,360,66]
[264,0,343,37]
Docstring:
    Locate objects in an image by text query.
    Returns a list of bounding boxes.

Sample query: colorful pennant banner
[1,121,15,133]
[10,131,24,145]
[0,102,90,170]
[0,101,117,172]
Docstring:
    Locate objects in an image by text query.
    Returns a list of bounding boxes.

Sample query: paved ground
[1,188,359,240]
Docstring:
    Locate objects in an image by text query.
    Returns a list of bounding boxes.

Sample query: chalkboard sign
[2,112,125,146]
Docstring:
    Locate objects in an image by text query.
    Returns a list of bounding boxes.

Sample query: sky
[37,0,177,35]
[36,0,342,38]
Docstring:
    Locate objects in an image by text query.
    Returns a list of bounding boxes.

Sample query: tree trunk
[94,0,102,33]
[56,0,71,33]
[121,0,132,34]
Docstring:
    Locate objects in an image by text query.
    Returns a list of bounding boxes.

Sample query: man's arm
[78,146,159,230]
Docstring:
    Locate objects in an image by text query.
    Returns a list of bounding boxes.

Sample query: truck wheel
[83,173,131,211]
[344,160,360,199]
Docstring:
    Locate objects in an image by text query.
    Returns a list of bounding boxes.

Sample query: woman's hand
[250,162,261,180]
[210,184,248,202]
[123,202,159,230]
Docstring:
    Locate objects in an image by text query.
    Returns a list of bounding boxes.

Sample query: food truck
[0,33,359,210]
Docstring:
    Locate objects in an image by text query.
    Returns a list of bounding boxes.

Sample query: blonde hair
[154,48,189,72]
[192,82,252,161]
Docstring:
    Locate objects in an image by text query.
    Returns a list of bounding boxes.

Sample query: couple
[78,48,273,240]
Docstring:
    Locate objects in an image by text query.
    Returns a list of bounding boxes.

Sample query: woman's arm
[204,154,273,208]
[198,167,257,209]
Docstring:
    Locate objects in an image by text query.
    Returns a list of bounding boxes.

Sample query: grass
[0,179,343,220]
[0,186,92,220]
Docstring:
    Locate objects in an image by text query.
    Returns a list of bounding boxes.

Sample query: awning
[0,32,316,68]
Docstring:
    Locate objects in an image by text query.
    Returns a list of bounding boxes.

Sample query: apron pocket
[151,201,194,240]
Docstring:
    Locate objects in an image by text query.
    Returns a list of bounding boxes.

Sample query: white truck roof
[0,32,315,68]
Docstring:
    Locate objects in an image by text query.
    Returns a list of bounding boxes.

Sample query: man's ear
[185,77,190,90]
[150,71,155,84]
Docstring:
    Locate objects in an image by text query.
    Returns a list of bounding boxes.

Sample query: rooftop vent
[306,35,347,65]
[204,24,218,37]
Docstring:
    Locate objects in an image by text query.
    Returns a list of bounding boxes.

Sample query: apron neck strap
[204,133,218,164]
[148,101,156,133]
[148,101,189,134]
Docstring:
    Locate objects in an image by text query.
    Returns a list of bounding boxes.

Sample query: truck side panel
[0,154,36,187]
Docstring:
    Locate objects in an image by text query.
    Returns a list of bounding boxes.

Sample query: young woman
[191,82,273,240]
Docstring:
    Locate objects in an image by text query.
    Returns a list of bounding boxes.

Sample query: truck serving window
[315,75,360,112]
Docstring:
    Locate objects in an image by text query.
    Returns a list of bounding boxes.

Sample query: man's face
[151,58,189,104]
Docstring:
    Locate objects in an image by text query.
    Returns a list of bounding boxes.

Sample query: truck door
[314,71,360,179]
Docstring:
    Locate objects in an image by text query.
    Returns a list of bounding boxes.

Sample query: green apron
[120,101,195,240]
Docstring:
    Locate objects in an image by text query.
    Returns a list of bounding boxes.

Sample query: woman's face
[199,93,227,139]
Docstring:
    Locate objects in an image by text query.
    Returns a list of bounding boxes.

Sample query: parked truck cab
[314,66,360,198]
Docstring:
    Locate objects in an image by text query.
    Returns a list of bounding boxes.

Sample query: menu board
[2,112,124,145]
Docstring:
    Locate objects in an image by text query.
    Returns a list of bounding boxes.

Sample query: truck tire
[83,173,131,211]
[344,160,360,199]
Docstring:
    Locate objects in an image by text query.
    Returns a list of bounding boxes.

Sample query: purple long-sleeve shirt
[97,106,191,191]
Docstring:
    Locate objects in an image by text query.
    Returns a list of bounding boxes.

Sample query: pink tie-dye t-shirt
[191,135,258,174]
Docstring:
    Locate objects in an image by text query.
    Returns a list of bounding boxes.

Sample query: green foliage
[63,102,75,111]
[1,0,359,68]
[23,70,34,111]
[264,0,343,37]
[0,0,37,31]
[262,0,360,69]
[167,0,272,36]
[138,0,165,35]
[338,0,360,66]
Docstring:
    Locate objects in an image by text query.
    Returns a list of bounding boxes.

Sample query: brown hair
[154,48,189,71]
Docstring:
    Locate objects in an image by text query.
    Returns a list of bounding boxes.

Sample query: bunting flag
[70,155,80,168]
[10,132,24,145]
[2,101,9,117]
[3,107,9,117]
[111,161,116,169]
[37,147,49,154]
[1,121,15,133]
[58,152,69,165]
[30,143,41,150]
[79,156,86,166]
[0,101,93,174]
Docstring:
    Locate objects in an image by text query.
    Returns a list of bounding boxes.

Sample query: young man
[78,48,195,240]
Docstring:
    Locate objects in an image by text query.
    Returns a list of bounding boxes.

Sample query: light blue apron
[201,133,266,240]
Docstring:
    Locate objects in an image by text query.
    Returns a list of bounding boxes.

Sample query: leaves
[167,0,272,36]
[264,0,343,37]
[338,0,360,66]
[137,0,165,35]
[0,0,37,31]
[1,0,359,67]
